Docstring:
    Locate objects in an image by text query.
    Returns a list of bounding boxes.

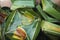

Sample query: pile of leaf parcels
[0,0,60,40]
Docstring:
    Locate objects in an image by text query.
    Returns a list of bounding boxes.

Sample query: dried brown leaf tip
[0,0,12,8]
[13,27,27,40]
[0,12,7,24]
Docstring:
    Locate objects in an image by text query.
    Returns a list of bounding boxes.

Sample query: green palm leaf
[41,20,60,36]
[36,5,58,22]
[11,0,35,10]
[42,0,60,20]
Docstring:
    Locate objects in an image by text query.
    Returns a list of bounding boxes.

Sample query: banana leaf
[42,0,60,20]
[11,0,35,10]
[36,5,58,22]
[41,20,60,36]
[1,9,41,40]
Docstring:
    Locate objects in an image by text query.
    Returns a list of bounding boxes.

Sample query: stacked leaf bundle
[0,0,60,40]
